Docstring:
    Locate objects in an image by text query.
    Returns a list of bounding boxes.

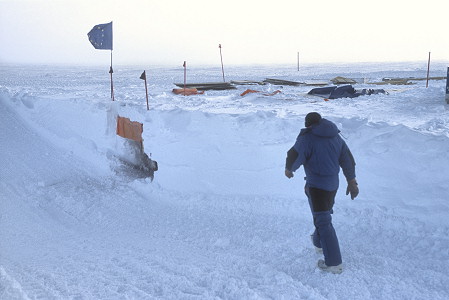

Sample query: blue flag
[87,22,113,50]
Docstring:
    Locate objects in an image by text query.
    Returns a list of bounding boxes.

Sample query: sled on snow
[173,82,236,91]
[263,78,304,86]
[330,76,358,85]
[230,80,266,86]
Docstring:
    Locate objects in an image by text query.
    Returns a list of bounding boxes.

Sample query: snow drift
[1,62,449,299]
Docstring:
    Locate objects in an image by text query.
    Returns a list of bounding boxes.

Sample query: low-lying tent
[308,85,387,99]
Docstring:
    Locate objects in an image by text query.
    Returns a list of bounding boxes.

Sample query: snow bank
[1,63,449,299]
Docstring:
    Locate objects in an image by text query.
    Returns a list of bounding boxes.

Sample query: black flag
[140,71,146,80]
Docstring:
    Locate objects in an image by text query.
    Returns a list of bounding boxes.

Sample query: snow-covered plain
[1,61,449,299]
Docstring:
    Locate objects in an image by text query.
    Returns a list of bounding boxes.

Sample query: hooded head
[305,112,322,127]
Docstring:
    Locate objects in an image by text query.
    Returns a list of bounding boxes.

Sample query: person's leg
[308,187,341,266]
[313,211,342,266]
[305,185,322,249]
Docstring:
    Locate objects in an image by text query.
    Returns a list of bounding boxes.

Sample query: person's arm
[285,147,298,178]
[285,132,310,178]
[339,142,356,181]
[339,142,358,199]
[285,147,298,170]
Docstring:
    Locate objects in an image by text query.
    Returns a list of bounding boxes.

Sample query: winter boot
[317,259,343,274]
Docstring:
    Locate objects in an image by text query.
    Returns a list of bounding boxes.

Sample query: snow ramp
[1,92,449,299]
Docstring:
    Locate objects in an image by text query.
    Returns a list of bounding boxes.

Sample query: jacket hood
[309,118,340,137]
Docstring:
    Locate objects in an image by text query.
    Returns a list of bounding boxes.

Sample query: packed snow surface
[1,62,449,299]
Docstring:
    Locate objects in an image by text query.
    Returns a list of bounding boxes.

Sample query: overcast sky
[1,0,448,66]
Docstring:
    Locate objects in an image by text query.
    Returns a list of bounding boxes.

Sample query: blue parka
[286,118,356,191]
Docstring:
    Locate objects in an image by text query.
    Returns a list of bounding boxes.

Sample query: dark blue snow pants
[305,185,342,266]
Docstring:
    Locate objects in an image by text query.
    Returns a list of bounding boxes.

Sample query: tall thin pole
[426,51,431,88]
[109,50,115,101]
[145,76,149,110]
[219,44,225,82]
[141,71,149,110]
[183,61,187,96]
[297,52,300,71]
[445,67,449,104]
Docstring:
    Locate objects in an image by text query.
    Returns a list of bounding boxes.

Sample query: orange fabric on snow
[116,116,143,142]
[240,89,282,97]
[172,88,205,96]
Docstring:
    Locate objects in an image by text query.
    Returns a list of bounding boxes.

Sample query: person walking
[285,112,359,274]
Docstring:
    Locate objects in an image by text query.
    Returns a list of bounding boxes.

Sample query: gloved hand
[285,169,294,179]
[346,178,359,200]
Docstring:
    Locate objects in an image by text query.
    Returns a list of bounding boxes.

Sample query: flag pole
[426,51,431,88]
[219,44,225,82]
[143,71,149,110]
[183,61,187,96]
[445,67,449,104]
[87,21,114,101]
[297,52,300,71]
[110,50,115,101]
